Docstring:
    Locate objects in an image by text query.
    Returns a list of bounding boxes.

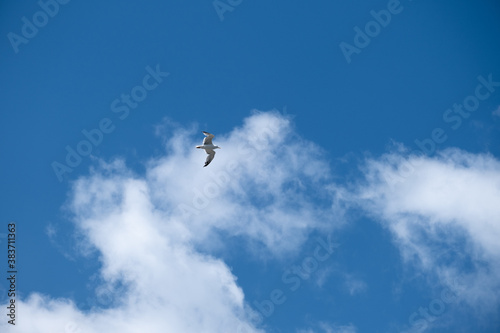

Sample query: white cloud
[338,148,500,313]
[342,274,367,296]
[492,105,500,117]
[1,111,339,333]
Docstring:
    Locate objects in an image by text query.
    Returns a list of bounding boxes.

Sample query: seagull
[196,131,221,167]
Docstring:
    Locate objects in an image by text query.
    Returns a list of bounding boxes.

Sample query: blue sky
[1,0,500,332]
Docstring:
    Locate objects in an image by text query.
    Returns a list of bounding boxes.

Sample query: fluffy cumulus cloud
[0,111,337,333]
[148,111,334,255]
[337,147,500,314]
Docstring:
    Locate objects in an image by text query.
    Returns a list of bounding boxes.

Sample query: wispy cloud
[492,105,500,117]
[335,147,500,320]
[342,274,367,296]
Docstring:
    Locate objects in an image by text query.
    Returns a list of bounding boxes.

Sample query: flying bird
[196,131,221,167]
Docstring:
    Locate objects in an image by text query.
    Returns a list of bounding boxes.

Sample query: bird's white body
[196,144,220,150]
[196,131,220,167]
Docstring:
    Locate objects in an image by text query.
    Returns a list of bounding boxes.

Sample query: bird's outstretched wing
[202,131,214,145]
[204,149,215,167]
